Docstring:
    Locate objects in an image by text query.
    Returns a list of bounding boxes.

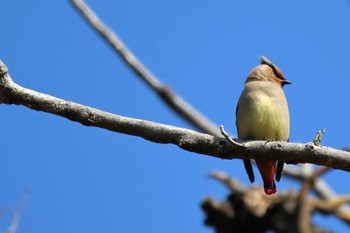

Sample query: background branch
[203,171,332,233]
[297,167,330,233]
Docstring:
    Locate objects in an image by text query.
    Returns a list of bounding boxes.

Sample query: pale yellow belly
[237,95,289,141]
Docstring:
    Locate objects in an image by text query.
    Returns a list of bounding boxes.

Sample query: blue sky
[1,0,350,232]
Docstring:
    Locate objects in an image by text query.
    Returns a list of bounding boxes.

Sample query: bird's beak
[282,79,292,86]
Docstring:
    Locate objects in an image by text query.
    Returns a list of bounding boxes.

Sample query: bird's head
[246,56,291,87]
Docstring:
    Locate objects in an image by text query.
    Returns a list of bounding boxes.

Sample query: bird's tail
[256,160,277,195]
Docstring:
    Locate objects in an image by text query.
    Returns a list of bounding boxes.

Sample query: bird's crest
[260,55,274,67]
[259,55,290,86]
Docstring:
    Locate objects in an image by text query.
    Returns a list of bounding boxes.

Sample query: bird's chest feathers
[238,94,287,140]
[250,95,276,125]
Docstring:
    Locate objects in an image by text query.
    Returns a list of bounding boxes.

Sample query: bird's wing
[243,159,255,183]
[275,161,284,182]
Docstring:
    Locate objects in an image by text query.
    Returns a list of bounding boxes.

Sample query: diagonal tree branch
[1,60,350,172]
[71,0,221,136]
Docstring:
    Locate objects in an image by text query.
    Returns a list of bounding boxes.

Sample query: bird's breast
[236,86,290,141]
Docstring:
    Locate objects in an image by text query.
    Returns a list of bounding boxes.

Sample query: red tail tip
[264,187,277,195]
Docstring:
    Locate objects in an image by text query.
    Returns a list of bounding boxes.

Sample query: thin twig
[220,125,245,148]
[70,0,221,136]
[313,127,326,146]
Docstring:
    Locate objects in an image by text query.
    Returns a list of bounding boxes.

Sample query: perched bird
[236,56,291,195]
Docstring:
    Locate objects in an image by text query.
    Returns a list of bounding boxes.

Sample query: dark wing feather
[276,139,289,182]
[275,161,284,182]
[243,159,255,183]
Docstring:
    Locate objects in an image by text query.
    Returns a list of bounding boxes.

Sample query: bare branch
[1,61,350,173]
[70,0,221,136]
[302,167,331,195]
[284,165,350,225]
[297,166,330,233]
[312,196,350,214]
[203,171,333,233]
[209,171,246,193]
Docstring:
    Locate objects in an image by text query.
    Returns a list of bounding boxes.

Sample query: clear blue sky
[1,1,350,232]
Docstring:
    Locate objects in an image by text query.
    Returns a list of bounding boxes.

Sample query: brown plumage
[236,56,291,195]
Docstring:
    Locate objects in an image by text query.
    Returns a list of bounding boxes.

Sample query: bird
[235,56,291,195]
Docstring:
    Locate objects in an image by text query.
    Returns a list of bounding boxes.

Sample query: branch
[297,167,330,233]
[284,165,350,225]
[312,196,350,214]
[70,0,221,136]
[209,171,246,193]
[203,171,333,233]
[1,61,350,172]
[300,167,331,200]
